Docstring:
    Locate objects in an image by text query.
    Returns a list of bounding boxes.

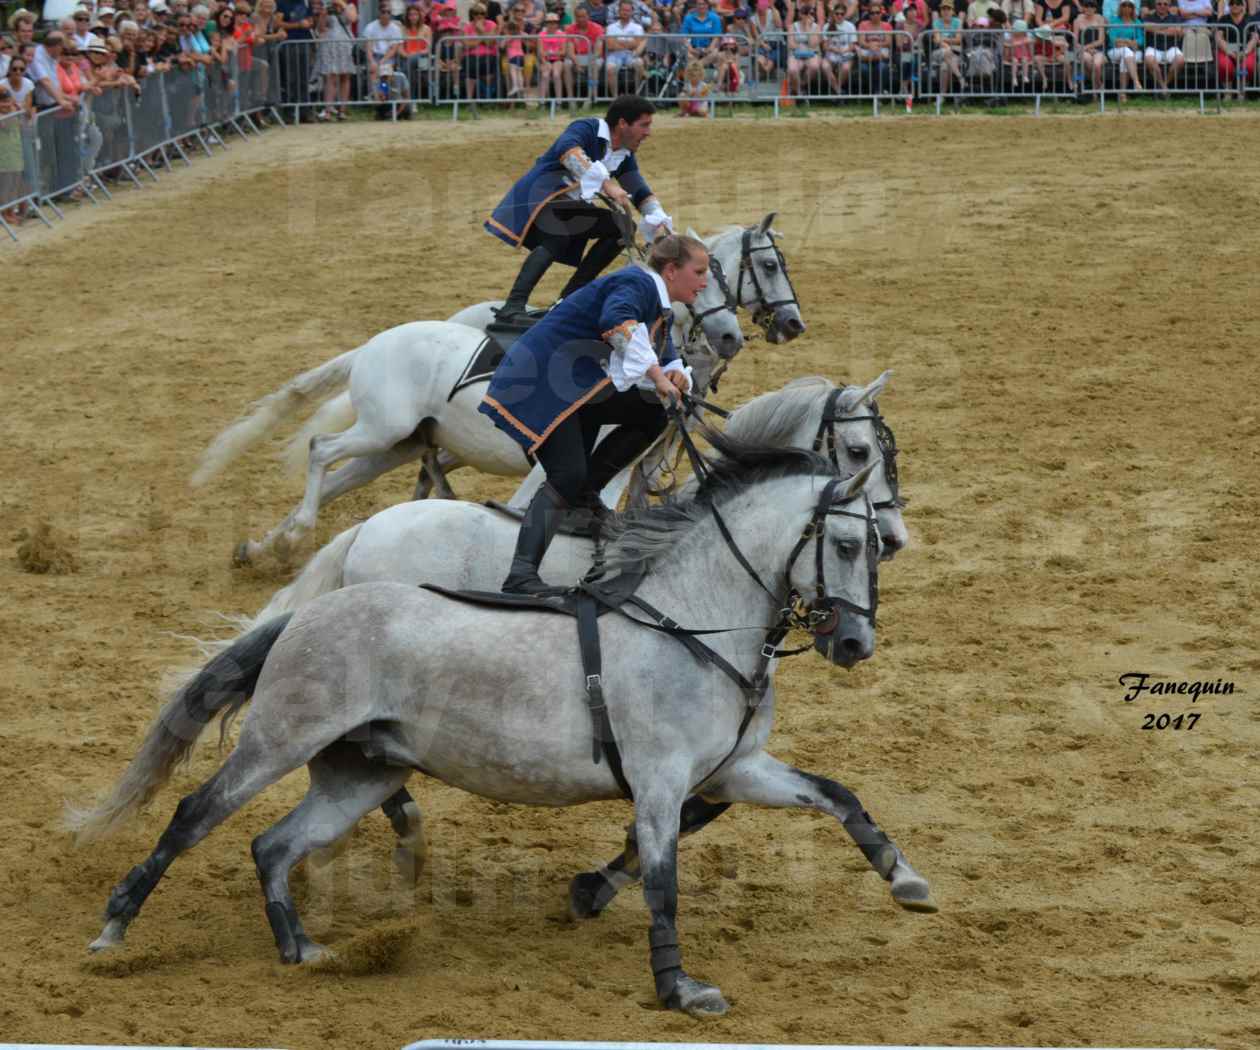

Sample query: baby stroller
[645,36,688,101]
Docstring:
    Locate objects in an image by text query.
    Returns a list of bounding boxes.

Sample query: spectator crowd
[3,0,1259,224]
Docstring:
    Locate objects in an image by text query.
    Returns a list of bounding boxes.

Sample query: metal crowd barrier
[757,29,914,114]
[271,38,418,122]
[1078,20,1233,113]
[427,33,752,118]
[3,50,286,241]
[0,108,52,241]
[913,27,1077,111]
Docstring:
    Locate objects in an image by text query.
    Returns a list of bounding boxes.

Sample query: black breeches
[535,386,668,505]
[524,199,624,263]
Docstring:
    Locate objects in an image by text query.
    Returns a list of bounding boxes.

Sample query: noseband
[813,387,903,513]
[736,226,802,336]
[682,227,803,344]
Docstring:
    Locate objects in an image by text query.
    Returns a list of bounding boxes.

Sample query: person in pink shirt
[536,9,568,99]
[461,3,499,97]
[856,0,893,89]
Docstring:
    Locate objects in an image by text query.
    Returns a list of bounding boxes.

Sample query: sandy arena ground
[1,112,1257,1050]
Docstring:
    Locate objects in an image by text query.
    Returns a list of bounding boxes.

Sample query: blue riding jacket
[485,118,655,266]
[479,266,677,455]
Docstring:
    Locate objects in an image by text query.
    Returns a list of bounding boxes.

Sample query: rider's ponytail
[648,233,707,272]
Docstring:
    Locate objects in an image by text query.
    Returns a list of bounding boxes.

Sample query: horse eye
[762,260,778,272]
[845,445,870,461]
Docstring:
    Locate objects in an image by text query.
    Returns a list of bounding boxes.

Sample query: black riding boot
[498,246,555,324]
[502,483,570,595]
[558,237,625,300]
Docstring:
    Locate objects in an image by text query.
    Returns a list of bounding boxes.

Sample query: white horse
[247,373,906,631]
[192,219,801,566]
[74,436,934,1020]
[289,215,804,503]
[219,374,905,889]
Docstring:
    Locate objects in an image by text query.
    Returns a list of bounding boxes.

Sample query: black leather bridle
[812,387,903,514]
[680,225,803,344]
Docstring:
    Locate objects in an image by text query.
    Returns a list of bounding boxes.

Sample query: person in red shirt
[564,2,604,95]
[856,0,893,90]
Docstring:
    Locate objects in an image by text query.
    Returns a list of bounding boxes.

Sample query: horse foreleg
[709,751,937,913]
[568,796,729,920]
[634,782,729,1018]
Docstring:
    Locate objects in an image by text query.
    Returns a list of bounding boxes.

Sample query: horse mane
[722,376,857,448]
[599,423,836,575]
[701,223,781,251]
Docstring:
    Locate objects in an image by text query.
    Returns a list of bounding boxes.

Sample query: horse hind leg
[238,416,415,565]
[382,788,425,884]
[90,742,293,953]
[252,741,412,964]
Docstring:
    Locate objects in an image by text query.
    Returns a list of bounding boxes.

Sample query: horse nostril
[721,332,737,345]
[785,317,805,335]
[840,636,864,662]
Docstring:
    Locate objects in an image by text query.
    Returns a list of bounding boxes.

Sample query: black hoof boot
[568,871,617,919]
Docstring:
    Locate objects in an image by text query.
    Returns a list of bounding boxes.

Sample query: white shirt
[606,17,645,44]
[29,45,61,106]
[574,120,674,245]
[363,18,403,59]
[606,266,690,393]
[4,76,35,106]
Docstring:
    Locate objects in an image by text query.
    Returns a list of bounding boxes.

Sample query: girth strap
[576,594,634,800]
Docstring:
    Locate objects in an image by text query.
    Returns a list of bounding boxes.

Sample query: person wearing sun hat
[1106,0,1144,98]
[930,0,964,90]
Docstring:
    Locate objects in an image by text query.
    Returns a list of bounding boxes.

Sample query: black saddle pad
[420,564,647,617]
[446,313,546,402]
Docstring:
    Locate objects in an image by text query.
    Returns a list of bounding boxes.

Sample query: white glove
[638,202,673,241]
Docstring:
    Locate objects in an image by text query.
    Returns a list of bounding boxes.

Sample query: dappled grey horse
[215,373,908,885]
[74,434,933,1019]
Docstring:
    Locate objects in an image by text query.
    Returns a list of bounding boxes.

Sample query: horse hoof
[892,875,938,913]
[232,541,252,567]
[296,936,334,964]
[88,918,127,952]
[667,974,730,1018]
[567,871,614,920]
[392,842,424,885]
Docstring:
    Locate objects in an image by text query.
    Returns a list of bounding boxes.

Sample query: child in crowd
[714,32,741,91]
[1008,16,1033,83]
[678,57,710,114]
[0,82,25,225]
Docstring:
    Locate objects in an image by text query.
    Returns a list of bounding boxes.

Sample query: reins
[584,408,880,792]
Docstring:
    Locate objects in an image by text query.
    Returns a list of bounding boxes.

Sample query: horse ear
[858,369,893,406]
[758,212,777,238]
[839,461,878,502]
[686,225,701,240]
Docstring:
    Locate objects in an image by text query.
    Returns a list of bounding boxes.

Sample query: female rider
[479,234,709,595]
